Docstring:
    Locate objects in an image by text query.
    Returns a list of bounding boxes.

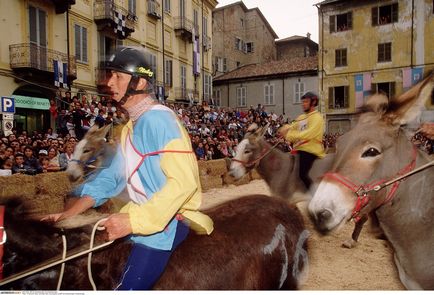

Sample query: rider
[278,91,325,190]
[43,46,214,290]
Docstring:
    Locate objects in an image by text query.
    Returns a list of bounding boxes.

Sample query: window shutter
[82,27,88,62]
[328,87,334,109]
[39,9,46,46]
[344,86,349,108]
[264,85,269,104]
[251,42,254,53]
[347,12,352,29]
[342,49,347,66]
[392,3,398,22]
[372,7,378,26]
[74,25,81,60]
[270,84,274,104]
[329,15,335,33]
[29,6,37,43]
[390,82,396,98]
[223,58,227,72]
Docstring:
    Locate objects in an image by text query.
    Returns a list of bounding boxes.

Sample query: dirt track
[201,179,404,290]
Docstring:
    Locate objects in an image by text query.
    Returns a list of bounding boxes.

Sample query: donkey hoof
[342,239,357,249]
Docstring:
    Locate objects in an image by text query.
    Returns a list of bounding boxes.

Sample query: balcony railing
[147,0,161,19]
[94,0,137,38]
[174,17,194,43]
[9,43,77,78]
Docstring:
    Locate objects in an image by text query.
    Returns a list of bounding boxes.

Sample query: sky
[216,0,320,43]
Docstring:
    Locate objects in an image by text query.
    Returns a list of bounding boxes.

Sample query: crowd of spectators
[1,93,433,176]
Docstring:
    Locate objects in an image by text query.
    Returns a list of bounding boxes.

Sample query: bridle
[323,147,424,221]
[231,140,282,169]
[324,147,434,222]
[70,147,108,178]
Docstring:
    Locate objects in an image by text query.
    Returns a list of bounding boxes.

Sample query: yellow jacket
[284,110,325,158]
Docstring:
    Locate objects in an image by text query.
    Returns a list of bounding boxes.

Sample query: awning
[11,95,50,110]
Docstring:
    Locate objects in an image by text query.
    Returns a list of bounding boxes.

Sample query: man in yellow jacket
[42,46,213,290]
[279,92,325,190]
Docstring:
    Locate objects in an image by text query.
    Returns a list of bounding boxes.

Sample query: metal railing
[9,43,77,77]
[94,0,137,30]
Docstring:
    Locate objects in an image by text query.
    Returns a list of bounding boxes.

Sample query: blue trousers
[116,221,189,290]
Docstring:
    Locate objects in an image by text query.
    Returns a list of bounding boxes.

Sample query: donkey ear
[365,94,389,116]
[386,74,434,125]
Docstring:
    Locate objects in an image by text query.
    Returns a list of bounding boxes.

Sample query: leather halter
[231,141,281,169]
[323,147,418,221]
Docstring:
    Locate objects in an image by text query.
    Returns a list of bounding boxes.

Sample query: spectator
[46,147,61,172]
[12,152,27,174]
[59,142,75,170]
[23,146,43,175]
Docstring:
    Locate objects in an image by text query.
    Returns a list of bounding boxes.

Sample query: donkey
[1,195,308,290]
[308,75,434,289]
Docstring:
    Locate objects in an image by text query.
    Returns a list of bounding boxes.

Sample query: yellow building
[317,0,434,133]
[0,0,217,134]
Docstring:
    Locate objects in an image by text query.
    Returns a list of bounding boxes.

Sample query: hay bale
[200,175,223,191]
[0,174,36,199]
[24,193,65,216]
[34,172,72,196]
[207,159,228,176]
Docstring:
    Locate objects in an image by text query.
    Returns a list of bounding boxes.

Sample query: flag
[402,67,412,88]
[53,60,68,89]
[113,10,126,38]
[411,67,423,85]
[363,73,371,91]
[354,74,364,108]
[193,28,200,76]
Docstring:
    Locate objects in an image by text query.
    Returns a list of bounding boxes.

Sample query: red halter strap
[323,147,417,221]
[231,141,281,169]
[0,205,5,280]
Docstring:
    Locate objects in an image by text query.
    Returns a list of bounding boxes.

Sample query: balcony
[50,0,76,14]
[9,43,77,85]
[202,35,211,51]
[174,17,194,43]
[174,87,197,103]
[147,0,161,19]
[94,0,137,39]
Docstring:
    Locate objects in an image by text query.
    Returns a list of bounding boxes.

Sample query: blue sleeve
[79,145,126,207]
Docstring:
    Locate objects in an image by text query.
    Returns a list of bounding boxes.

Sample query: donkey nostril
[318,209,332,223]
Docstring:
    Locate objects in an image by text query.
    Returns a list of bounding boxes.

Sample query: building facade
[212,1,278,78]
[213,56,318,120]
[0,0,217,134]
[276,34,319,60]
[317,0,434,134]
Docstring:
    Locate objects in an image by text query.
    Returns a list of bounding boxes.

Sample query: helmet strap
[118,75,149,105]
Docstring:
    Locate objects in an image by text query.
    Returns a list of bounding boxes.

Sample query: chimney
[306,32,311,39]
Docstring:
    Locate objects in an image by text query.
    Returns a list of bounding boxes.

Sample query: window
[204,74,212,101]
[245,42,254,53]
[29,6,46,47]
[237,87,246,107]
[328,86,349,109]
[264,84,275,105]
[372,3,398,26]
[179,0,185,17]
[180,64,186,91]
[202,16,208,37]
[335,48,347,67]
[240,18,244,27]
[193,9,198,28]
[149,53,157,84]
[164,60,172,86]
[378,43,391,62]
[213,89,221,106]
[304,47,310,57]
[294,82,305,103]
[164,0,171,13]
[330,12,352,32]
[74,24,88,63]
[214,57,227,73]
[236,61,241,68]
[235,37,244,51]
[128,0,136,15]
[372,82,395,99]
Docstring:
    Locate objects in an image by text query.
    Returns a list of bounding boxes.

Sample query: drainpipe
[162,0,166,100]
[410,0,414,68]
[282,78,285,115]
[227,83,230,107]
[66,7,71,91]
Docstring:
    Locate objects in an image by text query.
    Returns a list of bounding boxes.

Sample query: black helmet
[301,91,318,107]
[105,46,154,81]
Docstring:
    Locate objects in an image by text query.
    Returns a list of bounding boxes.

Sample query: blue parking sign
[1,97,15,113]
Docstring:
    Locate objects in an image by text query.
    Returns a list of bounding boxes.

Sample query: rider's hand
[277,125,290,137]
[101,213,132,241]
[40,212,66,223]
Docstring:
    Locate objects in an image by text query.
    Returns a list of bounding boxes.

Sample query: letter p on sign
[1,97,15,113]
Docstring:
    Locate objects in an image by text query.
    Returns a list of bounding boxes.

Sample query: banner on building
[53,60,68,89]
[113,10,127,38]
[193,28,200,76]
[402,67,424,89]
[354,73,371,109]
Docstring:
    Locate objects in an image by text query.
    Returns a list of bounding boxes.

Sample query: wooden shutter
[223,58,227,72]
[329,15,336,33]
[391,3,398,22]
[38,9,46,47]
[347,12,352,29]
[344,86,349,108]
[29,6,37,43]
[372,7,378,26]
[328,87,334,109]
[75,24,81,61]
[82,27,88,62]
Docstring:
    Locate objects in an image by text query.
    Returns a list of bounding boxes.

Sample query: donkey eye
[244,149,252,154]
[83,149,91,154]
[362,147,381,158]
